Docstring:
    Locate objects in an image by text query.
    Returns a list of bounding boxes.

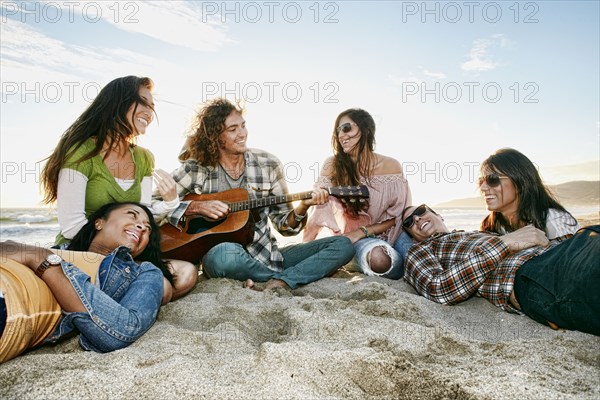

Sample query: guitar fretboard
[229,191,313,212]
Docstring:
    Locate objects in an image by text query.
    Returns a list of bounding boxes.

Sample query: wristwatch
[36,253,63,279]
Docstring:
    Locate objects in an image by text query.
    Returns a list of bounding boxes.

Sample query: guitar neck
[229,191,314,212]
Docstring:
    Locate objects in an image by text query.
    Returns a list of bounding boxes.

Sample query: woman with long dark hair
[479,148,579,240]
[40,75,197,301]
[0,202,171,363]
[304,108,412,279]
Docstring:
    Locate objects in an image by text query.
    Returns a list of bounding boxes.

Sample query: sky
[1,0,599,208]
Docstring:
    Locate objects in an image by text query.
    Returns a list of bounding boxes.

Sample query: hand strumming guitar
[185,199,231,221]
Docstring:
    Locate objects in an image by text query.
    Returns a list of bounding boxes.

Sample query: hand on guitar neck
[160,185,369,263]
[183,187,330,223]
[288,187,330,226]
[184,199,231,221]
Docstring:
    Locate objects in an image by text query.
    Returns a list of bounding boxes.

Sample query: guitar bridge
[176,216,187,232]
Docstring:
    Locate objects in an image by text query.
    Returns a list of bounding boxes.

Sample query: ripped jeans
[346,231,414,280]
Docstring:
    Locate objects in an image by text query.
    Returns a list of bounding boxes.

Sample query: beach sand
[1,218,599,399]
[1,271,599,399]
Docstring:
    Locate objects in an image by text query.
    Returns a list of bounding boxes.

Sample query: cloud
[388,67,446,87]
[491,33,512,48]
[461,38,498,72]
[388,73,422,86]
[0,20,188,81]
[460,34,513,72]
[0,20,74,70]
[423,69,446,79]
[37,0,232,52]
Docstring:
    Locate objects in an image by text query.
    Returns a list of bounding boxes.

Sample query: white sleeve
[140,176,153,206]
[57,169,89,240]
[144,175,180,219]
[546,208,580,239]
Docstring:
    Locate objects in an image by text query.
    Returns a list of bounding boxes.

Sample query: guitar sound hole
[187,217,225,234]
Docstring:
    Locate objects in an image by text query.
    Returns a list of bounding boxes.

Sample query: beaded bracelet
[360,226,375,238]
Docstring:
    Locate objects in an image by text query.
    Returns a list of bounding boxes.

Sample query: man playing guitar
[152,98,355,290]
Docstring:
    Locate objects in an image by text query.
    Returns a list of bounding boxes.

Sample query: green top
[55,138,154,245]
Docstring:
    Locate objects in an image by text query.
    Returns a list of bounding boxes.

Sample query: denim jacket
[46,246,163,353]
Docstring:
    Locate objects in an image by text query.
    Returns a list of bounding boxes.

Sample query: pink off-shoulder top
[304,174,411,244]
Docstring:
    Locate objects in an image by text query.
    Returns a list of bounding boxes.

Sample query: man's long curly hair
[179,98,244,166]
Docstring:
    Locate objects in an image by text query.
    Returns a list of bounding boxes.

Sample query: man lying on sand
[401,204,600,336]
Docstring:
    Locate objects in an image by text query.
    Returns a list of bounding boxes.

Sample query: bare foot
[243,279,289,291]
[244,279,263,292]
[264,279,289,290]
[547,321,560,330]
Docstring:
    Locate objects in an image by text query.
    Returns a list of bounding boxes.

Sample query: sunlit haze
[1,1,598,208]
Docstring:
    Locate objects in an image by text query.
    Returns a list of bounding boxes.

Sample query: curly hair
[179,98,245,166]
[67,202,174,284]
[329,108,375,216]
[479,148,576,234]
[41,76,155,204]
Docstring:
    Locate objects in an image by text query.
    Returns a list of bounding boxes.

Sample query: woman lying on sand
[478,148,579,241]
[0,202,171,363]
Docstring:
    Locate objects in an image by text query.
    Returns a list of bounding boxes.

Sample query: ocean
[1,206,597,247]
[0,208,60,246]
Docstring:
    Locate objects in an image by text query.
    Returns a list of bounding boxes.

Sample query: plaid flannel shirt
[152,149,302,271]
[404,231,551,313]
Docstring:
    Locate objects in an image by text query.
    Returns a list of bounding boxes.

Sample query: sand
[2,216,599,399]
[1,269,599,399]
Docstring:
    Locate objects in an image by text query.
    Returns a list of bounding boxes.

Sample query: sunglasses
[402,204,431,229]
[336,122,357,135]
[478,173,509,187]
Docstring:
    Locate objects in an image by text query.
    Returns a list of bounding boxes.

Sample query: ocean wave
[16,214,54,223]
[0,224,60,234]
[0,224,59,246]
[0,208,57,223]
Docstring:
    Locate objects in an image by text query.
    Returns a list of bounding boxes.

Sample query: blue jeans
[202,236,355,289]
[348,231,414,280]
[46,246,163,352]
[514,225,600,336]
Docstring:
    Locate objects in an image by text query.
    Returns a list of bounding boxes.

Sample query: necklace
[218,163,247,190]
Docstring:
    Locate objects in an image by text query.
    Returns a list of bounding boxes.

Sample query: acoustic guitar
[160,185,369,263]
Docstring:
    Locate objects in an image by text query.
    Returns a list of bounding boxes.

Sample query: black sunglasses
[402,204,431,229]
[336,122,357,135]
[478,173,508,187]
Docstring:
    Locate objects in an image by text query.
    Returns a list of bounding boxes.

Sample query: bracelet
[293,209,306,222]
[360,226,375,238]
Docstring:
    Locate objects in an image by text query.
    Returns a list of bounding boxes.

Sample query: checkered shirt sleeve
[151,160,212,226]
[479,244,551,312]
[151,149,300,271]
[404,232,511,305]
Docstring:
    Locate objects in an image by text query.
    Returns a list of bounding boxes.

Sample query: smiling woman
[39,75,197,302]
[305,108,412,280]
[478,148,580,241]
[40,76,165,244]
[0,202,168,363]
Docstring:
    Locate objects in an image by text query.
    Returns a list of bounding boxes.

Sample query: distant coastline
[435,180,599,209]
[1,180,598,246]
[434,180,600,228]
